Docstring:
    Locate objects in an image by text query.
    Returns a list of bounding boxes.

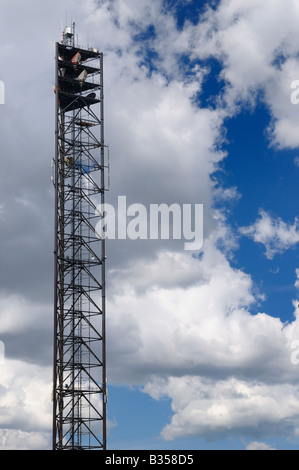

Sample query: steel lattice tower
[52,24,107,450]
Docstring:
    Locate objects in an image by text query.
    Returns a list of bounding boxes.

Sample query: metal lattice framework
[52,25,106,450]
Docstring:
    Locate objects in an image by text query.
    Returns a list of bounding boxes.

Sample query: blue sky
[223,106,299,324]
[0,0,299,450]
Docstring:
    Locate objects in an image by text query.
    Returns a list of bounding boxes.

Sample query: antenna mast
[52,25,107,450]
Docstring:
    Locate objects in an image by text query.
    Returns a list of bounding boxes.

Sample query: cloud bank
[0,0,299,449]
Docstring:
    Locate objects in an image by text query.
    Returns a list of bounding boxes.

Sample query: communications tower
[52,24,107,450]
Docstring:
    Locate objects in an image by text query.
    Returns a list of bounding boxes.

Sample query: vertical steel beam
[100,52,107,451]
[52,40,59,451]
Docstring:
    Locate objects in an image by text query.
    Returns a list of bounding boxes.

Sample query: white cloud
[240,210,299,259]
[265,58,299,149]
[188,0,299,148]
[0,429,50,451]
[0,294,51,336]
[246,441,277,450]
[143,376,299,441]
[0,359,52,448]
[107,233,299,387]
[107,226,299,440]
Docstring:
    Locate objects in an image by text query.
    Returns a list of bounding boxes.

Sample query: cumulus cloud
[0,429,49,451]
[0,360,52,449]
[188,0,299,148]
[246,441,277,450]
[143,376,299,441]
[240,210,299,259]
[107,237,299,441]
[106,218,299,441]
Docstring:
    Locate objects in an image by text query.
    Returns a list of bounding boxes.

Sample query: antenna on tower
[72,19,75,43]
